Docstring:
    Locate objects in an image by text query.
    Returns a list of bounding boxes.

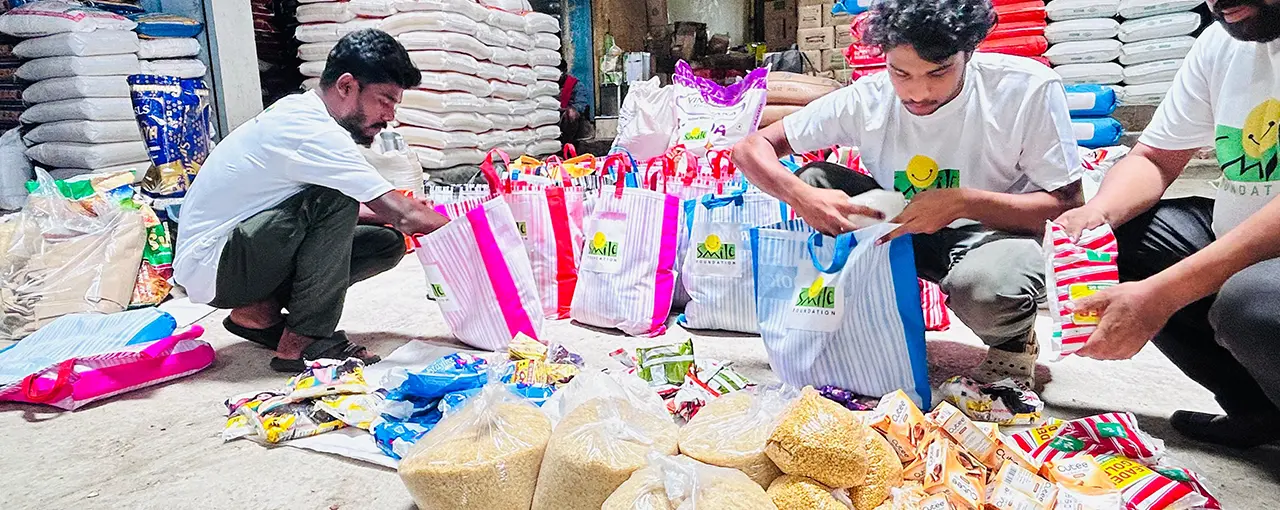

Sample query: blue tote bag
[751,221,931,407]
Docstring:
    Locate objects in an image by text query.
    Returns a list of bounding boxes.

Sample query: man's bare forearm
[960,181,1083,234]
[731,125,808,204]
[1086,144,1195,228]
[365,191,448,236]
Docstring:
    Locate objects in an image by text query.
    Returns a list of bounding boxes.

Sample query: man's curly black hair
[861,0,997,64]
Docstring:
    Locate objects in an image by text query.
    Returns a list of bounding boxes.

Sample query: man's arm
[960,182,1083,233]
[364,191,449,236]
[1055,143,1197,237]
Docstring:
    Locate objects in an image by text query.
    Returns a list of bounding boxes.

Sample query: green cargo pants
[209,186,406,338]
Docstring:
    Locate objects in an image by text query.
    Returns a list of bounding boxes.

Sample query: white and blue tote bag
[751,220,931,407]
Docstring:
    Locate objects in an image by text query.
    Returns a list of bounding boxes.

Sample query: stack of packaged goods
[129,12,207,79]
[842,12,884,82]
[1065,83,1124,148]
[294,0,563,175]
[0,1,150,178]
[1044,0,1124,87]
[978,0,1050,65]
[1115,0,1202,105]
[253,0,302,105]
[761,71,841,127]
[0,34,21,131]
[797,0,853,84]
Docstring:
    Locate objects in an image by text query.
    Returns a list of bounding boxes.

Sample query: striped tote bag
[415,198,543,351]
[569,160,683,337]
[677,190,788,333]
[751,220,931,407]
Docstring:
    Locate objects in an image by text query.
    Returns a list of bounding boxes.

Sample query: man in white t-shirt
[1055,0,1280,448]
[173,30,449,372]
[733,0,1082,386]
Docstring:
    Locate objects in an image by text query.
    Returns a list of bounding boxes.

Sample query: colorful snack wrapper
[1009,419,1065,457]
[929,401,1002,470]
[666,367,720,421]
[128,75,212,199]
[510,359,579,386]
[547,343,584,367]
[989,461,1057,507]
[129,204,174,307]
[240,395,347,444]
[1053,483,1125,510]
[919,493,961,510]
[870,389,930,464]
[701,360,753,395]
[314,391,385,430]
[1032,413,1164,465]
[1096,454,1206,510]
[222,390,285,442]
[986,483,1049,510]
[636,339,695,396]
[922,434,987,510]
[285,358,371,400]
[991,432,1044,475]
[818,385,878,411]
[1044,454,1116,492]
[1152,463,1222,510]
[1044,222,1119,359]
[507,333,548,361]
[609,347,637,370]
[938,376,1044,426]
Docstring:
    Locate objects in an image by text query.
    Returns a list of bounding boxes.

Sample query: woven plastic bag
[603,453,778,510]
[672,61,767,159]
[612,77,677,162]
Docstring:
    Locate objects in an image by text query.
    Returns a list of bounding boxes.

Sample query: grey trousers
[209,186,406,338]
[796,162,1043,349]
[1115,196,1280,416]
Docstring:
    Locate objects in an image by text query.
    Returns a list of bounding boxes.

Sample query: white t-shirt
[1140,24,1280,238]
[784,53,1082,202]
[173,91,394,304]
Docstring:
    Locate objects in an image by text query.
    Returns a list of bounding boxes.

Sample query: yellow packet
[870,390,931,464]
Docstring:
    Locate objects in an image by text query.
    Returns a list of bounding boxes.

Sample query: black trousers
[1114,196,1280,416]
[209,186,405,338]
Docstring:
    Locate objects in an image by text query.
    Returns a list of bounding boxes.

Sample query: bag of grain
[398,383,552,510]
[765,387,872,489]
[603,454,778,509]
[766,475,851,510]
[531,396,680,510]
[678,387,801,488]
[848,431,903,510]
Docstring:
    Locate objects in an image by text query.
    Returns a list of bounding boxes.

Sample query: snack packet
[929,401,1002,470]
[1044,454,1116,492]
[1009,419,1065,457]
[869,389,930,464]
[666,366,720,421]
[239,395,347,443]
[129,75,212,198]
[221,390,285,442]
[1053,483,1125,510]
[285,358,371,400]
[507,332,548,361]
[547,343,584,367]
[1152,462,1222,510]
[636,339,695,397]
[700,359,753,395]
[819,385,879,411]
[1044,222,1119,359]
[985,483,1049,510]
[510,358,579,386]
[128,204,174,307]
[921,434,987,510]
[314,391,386,430]
[609,347,638,371]
[937,376,1044,426]
[988,461,1057,507]
[1095,454,1207,510]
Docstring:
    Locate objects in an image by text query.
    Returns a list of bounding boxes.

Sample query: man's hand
[1072,281,1178,360]
[366,191,450,236]
[1054,205,1110,241]
[878,188,966,244]
[792,187,884,236]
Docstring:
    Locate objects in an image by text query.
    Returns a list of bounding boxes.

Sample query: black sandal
[223,316,287,350]
[268,331,382,373]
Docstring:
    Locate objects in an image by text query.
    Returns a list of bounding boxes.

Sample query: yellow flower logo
[807,277,825,298]
[592,231,607,250]
[703,234,722,253]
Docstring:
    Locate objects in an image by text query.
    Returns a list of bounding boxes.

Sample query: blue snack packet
[128,74,212,198]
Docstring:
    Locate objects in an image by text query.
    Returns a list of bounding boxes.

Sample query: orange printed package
[870,390,931,464]
[930,401,1002,470]
[904,456,928,483]
[986,483,1050,510]
[923,434,988,510]
[989,461,1058,507]
[920,493,962,510]
[1052,483,1125,510]
[1044,455,1116,492]
[991,433,1043,475]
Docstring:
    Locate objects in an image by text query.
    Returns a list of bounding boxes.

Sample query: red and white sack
[1044,221,1118,359]
[920,279,951,332]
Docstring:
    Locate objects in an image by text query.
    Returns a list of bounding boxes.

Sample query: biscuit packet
[928,401,1001,470]
[921,434,987,510]
[1052,483,1125,510]
[869,389,930,464]
[1044,454,1116,492]
[1095,454,1206,510]
[987,461,1057,508]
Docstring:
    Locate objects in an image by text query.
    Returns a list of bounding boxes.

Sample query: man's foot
[225,300,286,348]
[972,333,1038,386]
[1170,410,1280,449]
[222,316,287,350]
[269,329,381,373]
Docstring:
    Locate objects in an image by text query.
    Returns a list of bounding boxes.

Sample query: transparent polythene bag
[602,453,777,510]
[678,385,802,488]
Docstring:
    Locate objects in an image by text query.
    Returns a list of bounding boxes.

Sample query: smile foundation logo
[589,231,619,257]
[895,154,960,198]
[795,276,837,315]
[695,234,736,263]
[684,127,708,142]
[1216,98,1280,187]
[516,221,528,238]
[430,283,447,299]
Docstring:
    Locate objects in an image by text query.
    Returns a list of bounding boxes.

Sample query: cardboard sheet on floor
[282,340,481,468]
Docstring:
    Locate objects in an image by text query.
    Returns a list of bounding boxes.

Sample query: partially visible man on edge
[731,0,1083,387]
[1055,0,1280,448]
[173,29,449,372]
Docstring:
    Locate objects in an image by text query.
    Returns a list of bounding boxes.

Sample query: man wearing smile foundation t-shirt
[173,30,450,373]
[732,0,1083,387]
[1054,0,1280,448]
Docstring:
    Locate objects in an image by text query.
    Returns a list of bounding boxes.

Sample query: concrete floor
[2,255,1276,510]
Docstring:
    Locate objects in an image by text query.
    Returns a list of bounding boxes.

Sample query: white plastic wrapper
[409,50,481,75]
[0,129,31,210]
[1045,39,1123,65]
[25,141,149,169]
[602,454,775,509]
[535,124,561,141]
[400,89,488,113]
[1119,35,1194,65]
[474,24,510,47]
[480,0,524,10]
[140,59,207,79]
[536,95,560,110]
[490,80,530,101]
[298,41,338,61]
[506,30,533,50]
[1054,62,1124,85]
[475,61,509,81]
[397,126,482,149]
[533,32,561,50]
[303,77,320,90]
[534,65,560,81]
[506,66,537,85]
[21,97,135,124]
[381,11,479,37]
[1045,0,1120,21]
[300,60,324,77]
[24,120,142,144]
[138,38,201,59]
[524,11,560,34]
[489,114,525,131]
[528,109,560,128]
[1119,80,1174,105]
[417,71,493,97]
[0,1,136,38]
[296,2,358,23]
[528,48,561,67]
[295,19,381,43]
[1122,58,1183,85]
[397,32,492,60]
[391,0,489,22]
[476,130,507,150]
[488,8,526,32]
[848,190,907,228]
[22,75,131,104]
[1117,11,1201,42]
[480,99,516,115]
[1045,18,1120,43]
[396,109,494,133]
[509,128,537,146]
[488,46,529,66]
[414,146,485,168]
[14,31,139,58]
[17,54,140,81]
[512,99,538,115]
[1118,0,1204,19]
[529,80,560,98]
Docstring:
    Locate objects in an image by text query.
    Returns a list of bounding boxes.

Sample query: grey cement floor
[1,252,1276,509]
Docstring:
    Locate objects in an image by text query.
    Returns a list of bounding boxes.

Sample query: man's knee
[942,241,1043,331]
[353,226,407,280]
[1210,260,1280,351]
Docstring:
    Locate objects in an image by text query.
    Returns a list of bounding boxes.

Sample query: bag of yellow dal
[603,453,778,510]
[679,385,800,488]
[766,386,873,489]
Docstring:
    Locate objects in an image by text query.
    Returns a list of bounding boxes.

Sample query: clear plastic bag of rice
[397,383,551,510]
[765,386,872,488]
[531,395,680,510]
[603,453,779,510]
[541,369,669,426]
[766,475,852,510]
[678,385,801,488]
[849,431,904,510]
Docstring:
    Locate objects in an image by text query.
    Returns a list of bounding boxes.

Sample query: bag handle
[21,359,74,403]
[542,155,572,187]
[563,143,578,159]
[700,189,746,210]
[807,232,859,274]
[603,152,634,198]
[645,156,674,194]
[480,148,513,195]
[139,325,206,359]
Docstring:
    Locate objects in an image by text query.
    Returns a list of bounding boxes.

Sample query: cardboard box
[801,49,822,70]
[764,0,797,50]
[798,4,823,29]
[798,0,825,6]
[834,23,853,47]
[797,26,835,51]
[821,49,847,71]
[823,3,851,26]
[834,68,854,84]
